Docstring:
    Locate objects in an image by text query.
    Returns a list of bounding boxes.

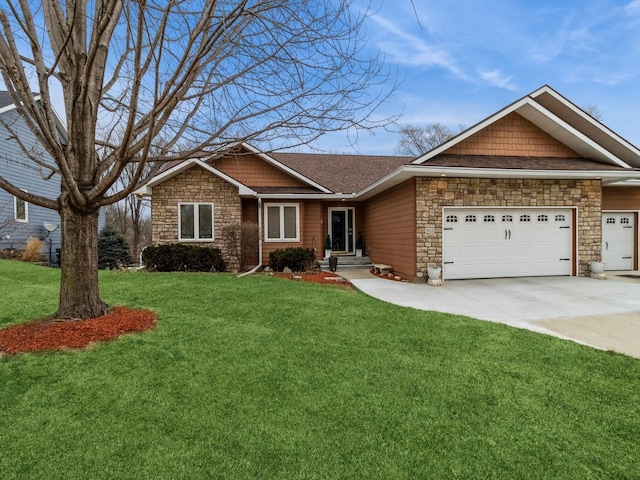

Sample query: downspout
[237,195,263,277]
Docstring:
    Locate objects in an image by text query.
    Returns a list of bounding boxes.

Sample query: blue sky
[313,0,640,155]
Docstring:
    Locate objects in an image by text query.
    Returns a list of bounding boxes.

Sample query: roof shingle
[269,152,411,193]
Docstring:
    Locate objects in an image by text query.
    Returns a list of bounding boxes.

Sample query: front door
[329,208,355,253]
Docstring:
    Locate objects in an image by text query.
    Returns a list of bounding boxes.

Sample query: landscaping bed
[272,270,352,286]
[0,307,156,355]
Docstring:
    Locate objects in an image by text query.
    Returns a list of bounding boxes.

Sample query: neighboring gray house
[0,92,104,264]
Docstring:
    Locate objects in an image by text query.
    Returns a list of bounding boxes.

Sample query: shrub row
[142,244,227,272]
[269,247,315,272]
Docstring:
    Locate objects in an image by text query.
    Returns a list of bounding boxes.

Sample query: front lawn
[1,260,639,479]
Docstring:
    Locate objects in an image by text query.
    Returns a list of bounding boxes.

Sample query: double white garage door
[443,208,573,280]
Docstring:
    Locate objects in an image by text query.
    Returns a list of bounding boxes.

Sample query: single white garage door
[602,213,635,271]
[443,208,573,280]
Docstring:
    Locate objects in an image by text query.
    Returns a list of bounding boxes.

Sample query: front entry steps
[318,255,373,271]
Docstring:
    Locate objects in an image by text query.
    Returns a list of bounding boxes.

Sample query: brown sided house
[136,86,640,281]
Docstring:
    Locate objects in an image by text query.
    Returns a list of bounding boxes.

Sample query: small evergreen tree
[98,226,134,269]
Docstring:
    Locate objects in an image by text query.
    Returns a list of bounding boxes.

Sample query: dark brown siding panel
[363,179,417,280]
[602,187,640,210]
[260,200,324,265]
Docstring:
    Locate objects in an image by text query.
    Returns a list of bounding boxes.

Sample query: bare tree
[583,104,604,122]
[0,0,395,319]
[396,123,463,156]
[104,161,156,260]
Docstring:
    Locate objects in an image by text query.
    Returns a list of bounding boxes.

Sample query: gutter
[237,196,263,278]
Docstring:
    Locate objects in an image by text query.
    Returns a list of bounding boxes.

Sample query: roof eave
[356,165,640,200]
[132,158,256,196]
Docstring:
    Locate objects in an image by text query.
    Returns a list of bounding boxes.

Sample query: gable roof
[133,158,256,197]
[412,85,640,169]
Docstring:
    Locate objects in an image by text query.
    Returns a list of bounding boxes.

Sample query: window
[520,214,531,222]
[502,215,513,222]
[265,203,299,241]
[606,217,616,224]
[621,217,630,224]
[465,215,477,223]
[537,214,549,222]
[483,215,495,223]
[179,203,214,241]
[445,215,458,223]
[555,214,566,222]
[14,194,28,222]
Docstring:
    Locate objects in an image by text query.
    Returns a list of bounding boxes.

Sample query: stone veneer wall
[415,177,602,280]
[151,167,242,270]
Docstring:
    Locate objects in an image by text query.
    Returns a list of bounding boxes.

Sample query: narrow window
[14,194,28,222]
[179,203,214,241]
[265,203,300,241]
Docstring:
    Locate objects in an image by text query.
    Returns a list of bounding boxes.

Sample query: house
[0,92,104,263]
[136,85,640,281]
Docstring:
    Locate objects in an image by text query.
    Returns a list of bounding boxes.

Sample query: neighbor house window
[14,194,27,222]
[265,203,299,241]
[179,203,214,241]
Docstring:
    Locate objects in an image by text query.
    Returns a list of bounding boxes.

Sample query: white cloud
[368,15,470,81]
[478,70,517,91]
[625,0,640,12]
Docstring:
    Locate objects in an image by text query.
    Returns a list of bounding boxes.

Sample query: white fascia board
[255,193,357,200]
[516,101,631,168]
[132,158,256,197]
[240,142,333,193]
[530,86,640,161]
[412,94,631,169]
[357,165,640,200]
[0,103,17,114]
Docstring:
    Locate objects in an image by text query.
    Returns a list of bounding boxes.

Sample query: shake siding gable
[363,179,417,280]
[214,153,308,188]
[445,112,580,158]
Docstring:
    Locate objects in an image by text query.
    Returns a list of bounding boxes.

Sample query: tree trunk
[55,206,108,319]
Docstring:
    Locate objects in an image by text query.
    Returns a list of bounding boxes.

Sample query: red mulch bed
[273,271,352,286]
[0,307,157,356]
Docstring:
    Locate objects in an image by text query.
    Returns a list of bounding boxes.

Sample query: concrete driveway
[341,270,640,358]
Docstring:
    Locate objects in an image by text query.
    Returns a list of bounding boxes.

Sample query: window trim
[14,192,28,223]
[178,202,215,242]
[264,203,300,242]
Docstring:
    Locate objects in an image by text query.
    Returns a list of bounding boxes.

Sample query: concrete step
[318,255,373,270]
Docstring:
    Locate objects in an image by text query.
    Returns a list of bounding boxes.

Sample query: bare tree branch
[396,123,463,157]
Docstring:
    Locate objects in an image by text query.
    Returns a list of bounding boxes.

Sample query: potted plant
[427,265,442,281]
[355,233,364,257]
[324,235,332,260]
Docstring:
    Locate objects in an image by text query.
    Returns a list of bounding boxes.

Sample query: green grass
[1,259,640,479]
